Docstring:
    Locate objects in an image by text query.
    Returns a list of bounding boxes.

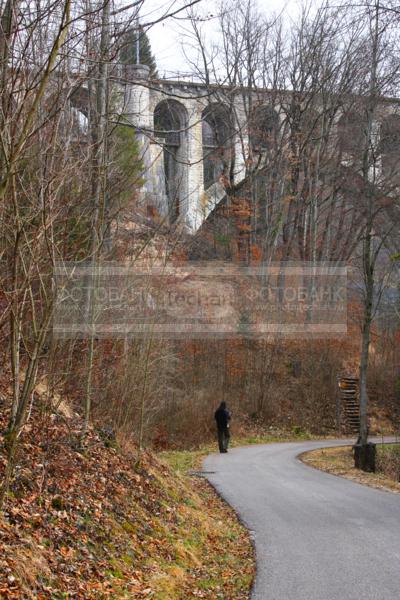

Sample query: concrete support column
[185,107,204,232]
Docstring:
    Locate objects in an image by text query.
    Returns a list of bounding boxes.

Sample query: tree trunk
[358,0,380,451]
[359,219,374,446]
[83,0,110,438]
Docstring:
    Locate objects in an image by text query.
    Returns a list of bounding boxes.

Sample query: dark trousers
[217,427,230,453]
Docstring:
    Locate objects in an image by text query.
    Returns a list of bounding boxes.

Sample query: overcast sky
[142,0,298,77]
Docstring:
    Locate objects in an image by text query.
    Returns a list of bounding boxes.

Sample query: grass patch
[157,451,255,599]
[233,429,315,447]
[300,443,400,494]
[159,445,214,474]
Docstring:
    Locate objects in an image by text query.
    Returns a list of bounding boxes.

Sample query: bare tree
[350,0,400,462]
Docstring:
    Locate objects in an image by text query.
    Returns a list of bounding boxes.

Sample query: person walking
[214,401,231,453]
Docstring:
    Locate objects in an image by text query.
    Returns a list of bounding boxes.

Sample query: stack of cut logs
[338,376,360,434]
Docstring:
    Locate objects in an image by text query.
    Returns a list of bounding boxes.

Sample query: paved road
[204,439,400,600]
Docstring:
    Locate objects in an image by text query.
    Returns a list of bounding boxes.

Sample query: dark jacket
[214,403,231,430]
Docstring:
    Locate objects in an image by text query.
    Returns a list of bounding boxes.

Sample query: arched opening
[154,99,187,222]
[248,105,279,151]
[338,110,366,156]
[202,104,232,190]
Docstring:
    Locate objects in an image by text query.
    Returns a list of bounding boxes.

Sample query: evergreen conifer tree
[120,26,158,78]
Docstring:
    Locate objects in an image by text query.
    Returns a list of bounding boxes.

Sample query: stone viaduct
[120,63,400,234]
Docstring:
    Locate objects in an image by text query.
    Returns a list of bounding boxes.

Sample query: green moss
[51,496,65,510]
[121,520,136,534]
[106,567,124,579]
[121,552,135,565]
[182,530,202,550]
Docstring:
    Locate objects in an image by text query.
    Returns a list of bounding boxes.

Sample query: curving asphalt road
[204,438,400,600]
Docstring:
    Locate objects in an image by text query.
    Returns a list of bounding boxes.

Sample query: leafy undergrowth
[0,395,254,599]
[300,444,400,494]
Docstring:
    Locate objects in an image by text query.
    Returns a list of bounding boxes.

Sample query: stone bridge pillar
[124,65,154,203]
[124,64,151,129]
[186,105,204,232]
